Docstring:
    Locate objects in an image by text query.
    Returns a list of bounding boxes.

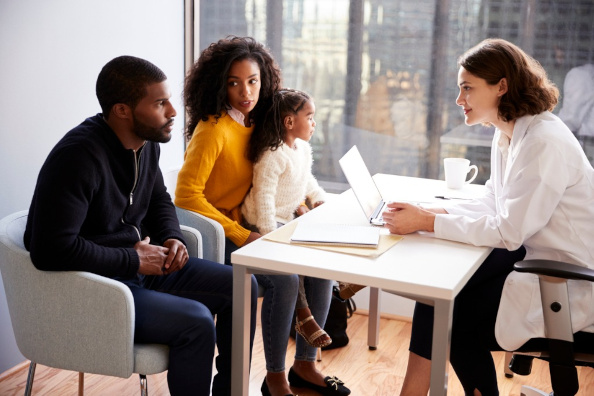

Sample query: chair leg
[504,351,514,378]
[78,372,84,396]
[24,362,36,396]
[139,374,148,396]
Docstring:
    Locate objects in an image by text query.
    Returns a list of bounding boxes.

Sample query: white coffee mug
[444,158,478,189]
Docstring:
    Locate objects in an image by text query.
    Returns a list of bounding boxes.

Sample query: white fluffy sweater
[242,139,326,235]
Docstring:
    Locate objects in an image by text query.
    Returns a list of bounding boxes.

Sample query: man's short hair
[96,55,167,116]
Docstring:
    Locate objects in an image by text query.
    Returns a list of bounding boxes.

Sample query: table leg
[429,299,453,396]
[232,265,252,396]
[367,287,381,350]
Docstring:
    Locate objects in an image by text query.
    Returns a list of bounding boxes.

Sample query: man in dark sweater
[24,55,258,396]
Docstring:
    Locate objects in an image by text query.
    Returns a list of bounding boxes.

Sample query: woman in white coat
[385,38,594,396]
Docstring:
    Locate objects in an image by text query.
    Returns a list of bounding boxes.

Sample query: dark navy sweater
[24,114,184,279]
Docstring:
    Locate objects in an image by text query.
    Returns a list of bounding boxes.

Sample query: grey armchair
[163,168,225,264]
[0,210,204,396]
[507,259,594,396]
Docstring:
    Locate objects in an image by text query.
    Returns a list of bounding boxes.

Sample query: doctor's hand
[382,202,437,235]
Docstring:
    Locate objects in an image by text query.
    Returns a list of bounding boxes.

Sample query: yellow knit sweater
[175,113,253,246]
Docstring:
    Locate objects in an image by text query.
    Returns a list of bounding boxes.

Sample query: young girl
[176,37,350,396]
[241,88,332,349]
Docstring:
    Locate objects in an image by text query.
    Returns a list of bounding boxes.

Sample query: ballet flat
[288,367,350,396]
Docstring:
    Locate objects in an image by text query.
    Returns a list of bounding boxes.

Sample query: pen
[434,195,473,200]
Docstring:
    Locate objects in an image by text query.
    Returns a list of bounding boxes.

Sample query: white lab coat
[434,111,594,351]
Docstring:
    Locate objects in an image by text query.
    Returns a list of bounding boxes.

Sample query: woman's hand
[382,202,437,235]
[243,231,262,246]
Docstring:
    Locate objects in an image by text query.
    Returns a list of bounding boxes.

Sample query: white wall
[0,0,186,373]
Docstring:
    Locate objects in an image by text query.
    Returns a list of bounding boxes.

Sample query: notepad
[290,223,380,248]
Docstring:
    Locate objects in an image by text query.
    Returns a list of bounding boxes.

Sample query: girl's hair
[248,88,311,162]
[458,38,559,122]
[184,36,282,139]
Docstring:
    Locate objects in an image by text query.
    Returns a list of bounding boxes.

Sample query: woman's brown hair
[458,38,559,122]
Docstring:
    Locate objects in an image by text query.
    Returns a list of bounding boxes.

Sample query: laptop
[339,145,387,226]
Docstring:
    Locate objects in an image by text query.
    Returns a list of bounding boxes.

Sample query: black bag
[321,286,356,350]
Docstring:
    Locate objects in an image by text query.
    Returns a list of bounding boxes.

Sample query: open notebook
[290,222,380,248]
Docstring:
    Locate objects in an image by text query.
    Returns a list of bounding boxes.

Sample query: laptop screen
[338,145,384,220]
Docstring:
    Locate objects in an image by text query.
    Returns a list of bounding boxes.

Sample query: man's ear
[111,103,132,120]
[498,78,508,96]
[284,115,293,130]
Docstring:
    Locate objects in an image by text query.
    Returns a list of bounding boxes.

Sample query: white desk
[231,174,491,396]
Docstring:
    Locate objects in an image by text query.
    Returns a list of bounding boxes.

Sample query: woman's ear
[498,78,508,96]
[284,115,293,130]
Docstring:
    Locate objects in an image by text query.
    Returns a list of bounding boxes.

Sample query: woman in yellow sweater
[176,37,350,396]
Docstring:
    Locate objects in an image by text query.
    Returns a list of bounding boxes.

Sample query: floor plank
[1,300,593,395]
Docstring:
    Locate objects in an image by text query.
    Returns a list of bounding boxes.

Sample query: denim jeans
[225,237,333,372]
[122,257,258,396]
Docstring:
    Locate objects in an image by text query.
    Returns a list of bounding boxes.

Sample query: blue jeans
[122,257,258,396]
[225,237,333,372]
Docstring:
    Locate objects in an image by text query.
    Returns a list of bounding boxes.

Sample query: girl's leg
[296,275,308,309]
[295,276,332,348]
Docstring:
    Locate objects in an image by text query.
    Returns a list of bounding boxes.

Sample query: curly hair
[96,55,166,117]
[248,88,312,162]
[184,36,282,140]
[458,38,559,123]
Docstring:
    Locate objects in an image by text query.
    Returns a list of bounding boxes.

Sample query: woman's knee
[258,273,299,293]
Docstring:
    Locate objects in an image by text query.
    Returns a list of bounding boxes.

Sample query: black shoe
[288,367,351,396]
[261,377,295,396]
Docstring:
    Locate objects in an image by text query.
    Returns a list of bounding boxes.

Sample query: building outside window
[197,0,594,192]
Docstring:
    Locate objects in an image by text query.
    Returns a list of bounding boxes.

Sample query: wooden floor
[1,300,594,395]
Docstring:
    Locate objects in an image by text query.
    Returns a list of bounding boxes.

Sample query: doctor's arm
[382,202,447,234]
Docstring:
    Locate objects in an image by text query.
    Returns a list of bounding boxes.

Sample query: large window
[197,0,594,191]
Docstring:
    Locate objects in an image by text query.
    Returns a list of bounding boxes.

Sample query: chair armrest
[1,211,135,378]
[514,259,594,283]
[175,207,225,264]
[180,225,203,259]
[3,263,135,378]
[515,259,588,343]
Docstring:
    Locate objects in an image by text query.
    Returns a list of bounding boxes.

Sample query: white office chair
[0,210,203,396]
[506,259,594,396]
